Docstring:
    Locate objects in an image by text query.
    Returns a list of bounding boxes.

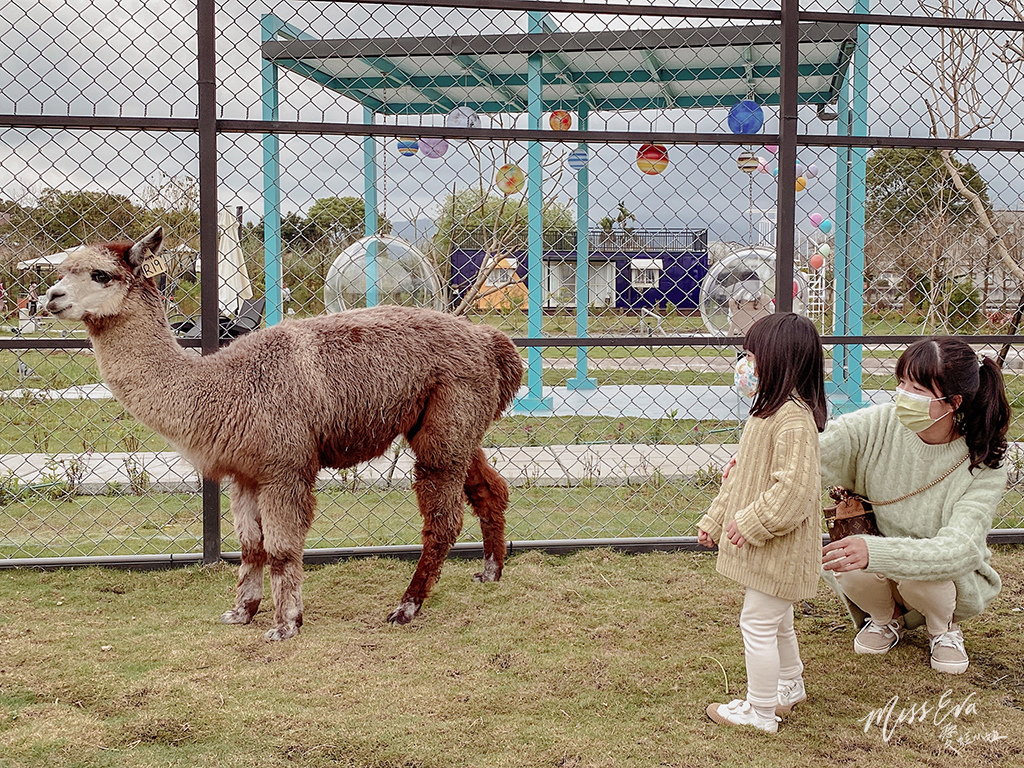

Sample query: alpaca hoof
[220,608,254,625]
[473,555,503,583]
[386,601,419,625]
[264,624,300,642]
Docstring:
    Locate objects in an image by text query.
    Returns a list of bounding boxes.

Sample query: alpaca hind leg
[388,462,466,625]
[259,482,316,641]
[221,480,265,625]
[464,448,509,583]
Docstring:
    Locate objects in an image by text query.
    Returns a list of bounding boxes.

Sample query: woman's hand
[722,455,737,480]
[697,529,715,549]
[725,520,746,548]
[822,537,869,572]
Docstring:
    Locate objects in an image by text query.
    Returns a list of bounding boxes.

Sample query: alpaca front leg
[265,552,305,642]
[388,464,465,625]
[221,481,265,625]
[260,482,315,641]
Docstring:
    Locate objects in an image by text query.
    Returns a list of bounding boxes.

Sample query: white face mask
[894,388,951,433]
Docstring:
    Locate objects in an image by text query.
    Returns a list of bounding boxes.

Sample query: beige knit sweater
[698,399,822,601]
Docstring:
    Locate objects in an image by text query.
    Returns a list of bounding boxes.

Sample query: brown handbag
[823,454,969,543]
[824,487,879,541]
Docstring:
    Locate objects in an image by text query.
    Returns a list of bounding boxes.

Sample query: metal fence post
[198,0,221,565]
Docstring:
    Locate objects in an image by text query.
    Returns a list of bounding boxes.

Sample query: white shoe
[930,628,969,674]
[854,617,904,654]
[776,678,806,716]
[706,699,780,734]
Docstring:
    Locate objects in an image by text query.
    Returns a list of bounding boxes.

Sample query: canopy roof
[261,19,857,116]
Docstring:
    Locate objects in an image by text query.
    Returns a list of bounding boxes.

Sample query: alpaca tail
[491,332,525,420]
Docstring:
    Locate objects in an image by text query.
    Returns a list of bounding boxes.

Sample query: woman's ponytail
[960,356,1010,471]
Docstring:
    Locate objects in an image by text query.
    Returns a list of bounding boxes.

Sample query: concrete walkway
[0,442,740,494]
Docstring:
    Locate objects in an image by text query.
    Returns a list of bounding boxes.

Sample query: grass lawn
[0,547,1022,767]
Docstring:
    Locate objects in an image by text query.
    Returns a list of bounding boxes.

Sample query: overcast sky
[0,0,1021,247]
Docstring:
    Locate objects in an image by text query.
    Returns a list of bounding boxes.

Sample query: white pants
[836,570,957,636]
[740,588,804,711]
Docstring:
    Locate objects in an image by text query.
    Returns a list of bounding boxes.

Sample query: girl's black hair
[895,337,1010,471]
[743,313,827,432]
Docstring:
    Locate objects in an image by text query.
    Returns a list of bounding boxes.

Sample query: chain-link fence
[1,0,1023,567]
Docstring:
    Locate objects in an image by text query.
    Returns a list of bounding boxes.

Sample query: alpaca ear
[128,227,164,270]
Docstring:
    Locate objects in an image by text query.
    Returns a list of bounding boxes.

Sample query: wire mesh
[1,0,1023,564]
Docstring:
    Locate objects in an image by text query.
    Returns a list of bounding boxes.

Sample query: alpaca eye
[91,270,112,284]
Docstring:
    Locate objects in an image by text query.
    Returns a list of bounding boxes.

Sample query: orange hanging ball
[549,110,572,131]
[810,253,824,270]
[795,176,807,192]
[637,144,669,175]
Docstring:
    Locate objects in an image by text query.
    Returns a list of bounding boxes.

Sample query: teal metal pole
[261,16,282,327]
[568,105,596,390]
[363,106,380,307]
[515,11,552,411]
[829,0,868,413]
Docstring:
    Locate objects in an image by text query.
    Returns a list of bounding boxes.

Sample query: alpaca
[45,227,523,641]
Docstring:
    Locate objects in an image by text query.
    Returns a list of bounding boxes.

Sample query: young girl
[820,337,1009,674]
[698,313,827,734]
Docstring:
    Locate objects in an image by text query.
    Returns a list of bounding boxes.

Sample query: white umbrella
[197,210,254,316]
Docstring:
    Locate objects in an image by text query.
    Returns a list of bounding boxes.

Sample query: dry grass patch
[1,548,1023,767]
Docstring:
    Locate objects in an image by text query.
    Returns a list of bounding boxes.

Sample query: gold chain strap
[868,454,969,507]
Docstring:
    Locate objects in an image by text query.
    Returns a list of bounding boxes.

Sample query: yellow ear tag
[141,250,167,279]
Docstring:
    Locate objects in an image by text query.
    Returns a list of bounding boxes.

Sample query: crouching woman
[821,337,1009,674]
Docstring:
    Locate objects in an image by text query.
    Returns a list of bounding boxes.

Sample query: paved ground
[0,442,741,493]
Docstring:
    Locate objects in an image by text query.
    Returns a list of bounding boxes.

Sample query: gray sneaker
[776,678,806,716]
[930,628,969,674]
[854,617,904,654]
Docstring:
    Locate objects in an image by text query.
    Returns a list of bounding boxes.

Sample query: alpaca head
[45,227,164,324]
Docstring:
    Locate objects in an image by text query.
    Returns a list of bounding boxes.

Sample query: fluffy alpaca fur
[45,227,523,641]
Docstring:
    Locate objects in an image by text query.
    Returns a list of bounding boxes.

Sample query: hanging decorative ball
[795,176,807,192]
[795,163,805,177]
[549,110,572,131]
[397,138,419,157]
[806,164,819,179]
[818,243,832,257]
[567,148,589,171]
[495,163,526,194]
[728,100,765,134]
[636,144,669,175]
[764,144,778,154]
[819,219,833,234]
[809,253,825,270]
[809,212,824,227]
[446,106,481,130]
[756,157,769,173]
[737,151,760,173]
[419,137,449,159]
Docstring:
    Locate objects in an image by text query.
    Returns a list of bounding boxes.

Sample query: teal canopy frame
[260,11,862,411]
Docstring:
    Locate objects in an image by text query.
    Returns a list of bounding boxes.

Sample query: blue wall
[450,248,709,310]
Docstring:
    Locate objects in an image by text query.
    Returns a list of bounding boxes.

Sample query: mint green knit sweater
[820,403,1005,626]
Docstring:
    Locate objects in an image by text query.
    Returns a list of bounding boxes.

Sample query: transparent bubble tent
[323,234,443,313]
[699,247,808,337]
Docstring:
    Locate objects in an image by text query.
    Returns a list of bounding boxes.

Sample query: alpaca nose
[45,287,65,309]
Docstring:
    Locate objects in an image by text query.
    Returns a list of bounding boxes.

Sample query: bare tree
[909,0,1024,284]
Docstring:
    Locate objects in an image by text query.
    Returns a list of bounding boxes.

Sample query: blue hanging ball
[728,100,765,135]
[397,138,419,157]
[567,148,588,171]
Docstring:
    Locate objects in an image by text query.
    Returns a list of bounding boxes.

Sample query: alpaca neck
[88,291,207,445]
